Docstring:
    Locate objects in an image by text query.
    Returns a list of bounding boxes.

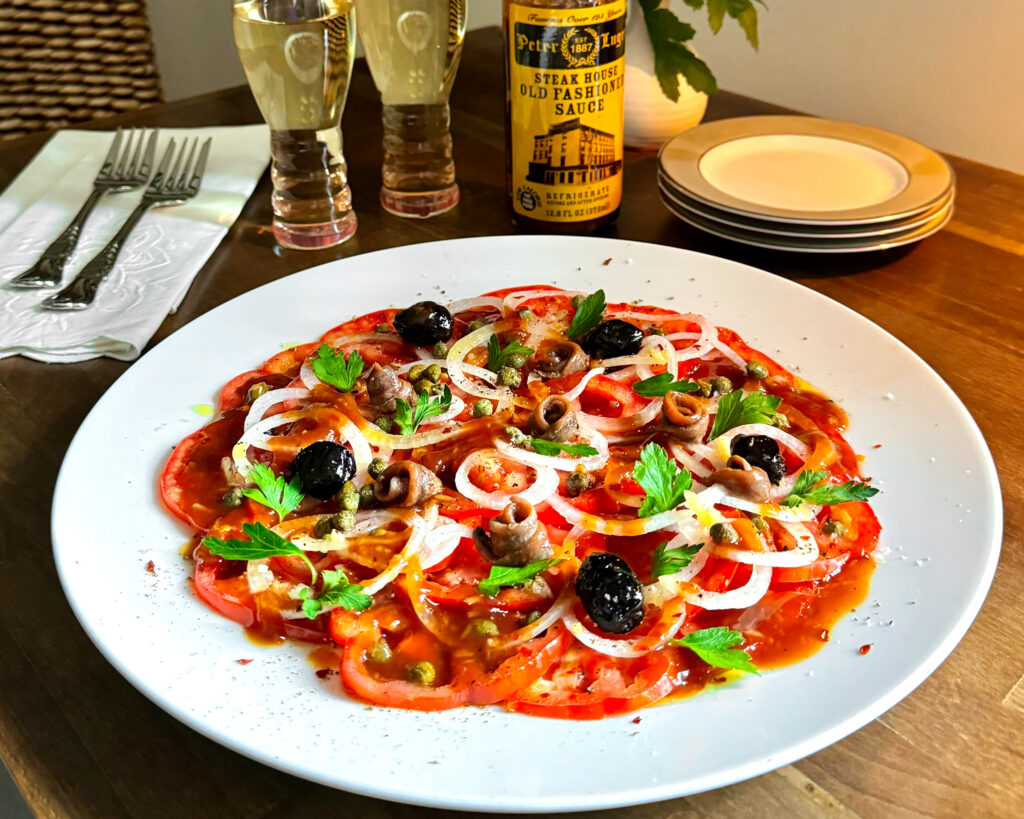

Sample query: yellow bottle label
[507,1,626,223]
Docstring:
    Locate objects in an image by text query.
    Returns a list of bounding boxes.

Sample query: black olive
[575,552,645,635]
[582,320,644,359]
[393,301,453,347]
[291,441,356,500]
[730,434,786,484]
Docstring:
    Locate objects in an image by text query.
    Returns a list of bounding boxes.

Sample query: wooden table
[1,27,1021,819]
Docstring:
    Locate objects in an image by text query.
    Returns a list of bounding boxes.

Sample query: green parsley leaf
[486,334,534,373]
[639,0,718,99]
[478,558,563,598]
[651,542,703,579]
[708,390,782,439]
[632,372,701,398]
[240,462,304,521]
[394,385,453,435]
[298,568,372,619]
[202,523,316,582]
[529,438,599,458]
[566,289,606,339]
[634,442,692,517]
[783,469,880,508]
[673,627,758,674]
[312,343,364,392]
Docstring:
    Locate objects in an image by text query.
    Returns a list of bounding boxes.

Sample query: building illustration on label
[526,118,621,186]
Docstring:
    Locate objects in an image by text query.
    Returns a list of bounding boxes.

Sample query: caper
[466,319,484,332]
[359,483,376,508]
[648,326,666,336]
[407,661,436,686]
[368,457,387,479]
[246,382,269,403]
[472,399,493,418]
[823,519,847,537]
[712,376,733,395]
[376,417,394,433]
[506,352,529,370]
[518,308,537,321]
[709,522,738,543]
[523,610,542,625]
[370,527,389,537]
[566,467,594,497]
[696,378,713,397]
[497,366,521,388]
[432,341,449,359]
[375,323,392,334]
[221,487,244,508]
[414,378,436,395]
[314,516,334,538]
[746,360,770,379]
[369,639,392,664]
[425,364,442,383]
[472,619,499,637]
[332,510,356,532]
[773,413,791,429]
[571,294,586,309]
[751,515,768,534]
[408,364,428,382]
[337,481,359,512]
[504,425,529,447]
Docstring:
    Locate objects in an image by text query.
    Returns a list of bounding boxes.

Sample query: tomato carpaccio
[161,286,881,719]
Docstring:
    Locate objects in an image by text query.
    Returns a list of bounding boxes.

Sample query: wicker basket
[0,0,164,140]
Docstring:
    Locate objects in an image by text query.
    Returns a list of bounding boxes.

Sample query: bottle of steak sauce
[504,0,627,233]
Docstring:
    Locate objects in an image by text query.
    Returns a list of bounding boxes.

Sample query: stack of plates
[658,116,954,253]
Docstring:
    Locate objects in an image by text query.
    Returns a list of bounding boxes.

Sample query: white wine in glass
[354,0,466,217]
[233,0,358,248]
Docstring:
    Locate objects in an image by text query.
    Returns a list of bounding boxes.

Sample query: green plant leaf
[240,462,304,521]
[394,385,453,435]
[202,523,316,583]
[486,334,534,372]
[312,343,364,392]
[640,3,718,99]
[651,542,703,578]
[634,442,692,517]
[673,627,758,673]
[632,372,701,397]
[566,290,606,339]
[784,470,880,508]
[478,558,563,598]
[529,439,599,458]
[708,0,760,48]
[708,390,781,439]
[298,568,372,618]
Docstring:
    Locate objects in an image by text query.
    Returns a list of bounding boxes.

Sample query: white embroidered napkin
[0,125,270,362]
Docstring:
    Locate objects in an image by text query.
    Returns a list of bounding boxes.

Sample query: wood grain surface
[0,27,1021,819]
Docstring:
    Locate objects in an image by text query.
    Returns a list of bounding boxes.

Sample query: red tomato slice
[193,546,256,628]
[507,645,680,720]
[160,411,246,531]
[218,370,294,412]
[579,374,647,418]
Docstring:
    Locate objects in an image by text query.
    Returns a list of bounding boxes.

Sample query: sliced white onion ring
[683,563,771,610]
[636,334,680,381]
[244,387,311,430]
[579,396,662,434]
[503,288,585,313]
[446,324,515,405]
[359,505,438,596]
[299,357,320,389]
[547,493,696,536]
[454,449,560,510]
[420,522,474,570]
[713,520,818,568]
[447,296,503,315]
[395,358,498,385]
[667,442,713,479]
[562,367,604,400]
[494,425,609,472]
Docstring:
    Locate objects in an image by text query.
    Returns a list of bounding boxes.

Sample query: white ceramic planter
[624,0,708,150]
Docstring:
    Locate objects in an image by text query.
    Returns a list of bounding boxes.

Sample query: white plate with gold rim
[659,116,953,226]
[53,237,1000,812]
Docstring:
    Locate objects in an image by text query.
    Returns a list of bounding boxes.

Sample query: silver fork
[7,129,159,289]
[40,137,212,311]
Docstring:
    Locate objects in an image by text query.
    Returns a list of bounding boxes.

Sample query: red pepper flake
[145,560,155,574]
[631,716,642,724]
[818,629,830,642]
[872,443,883,449]
[859,644,873,655]
[602,258,613,265]
[236,659,254,666]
